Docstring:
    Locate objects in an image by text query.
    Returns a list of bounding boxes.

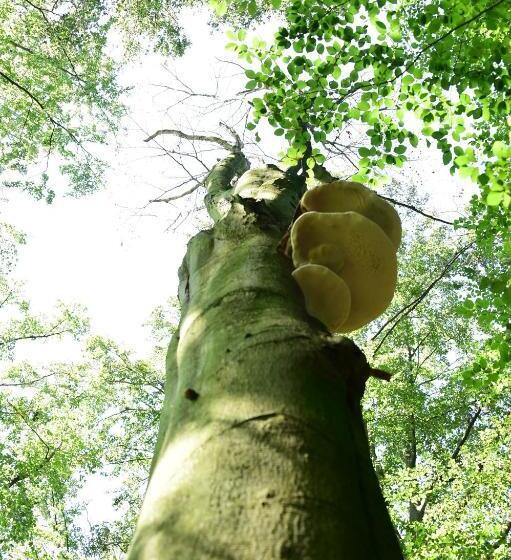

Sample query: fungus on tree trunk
[127,161,404,560]
[290,181,401,333]
[292,263,351,332]
[300,180,402,249]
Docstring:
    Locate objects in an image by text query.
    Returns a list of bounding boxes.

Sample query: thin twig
[377,194,455,226]
[372,242,475,355]
[149,182,203,203]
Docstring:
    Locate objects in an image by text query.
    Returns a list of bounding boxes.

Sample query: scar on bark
[184,388,200,401]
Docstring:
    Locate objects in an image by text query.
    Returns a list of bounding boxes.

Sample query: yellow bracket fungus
[292,264,351,333]
[290,180,401,334]
[301,180,402,250]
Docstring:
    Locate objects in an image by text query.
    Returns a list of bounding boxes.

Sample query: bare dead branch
[149,182,203,203]
[219,121,243,150]
[144,128,238,152]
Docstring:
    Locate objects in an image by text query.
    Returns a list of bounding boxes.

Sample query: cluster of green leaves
[454,199,511,395]
[228,0,510,203]
[354,201,511,559]
[211,0,283,22]
[79,336,166,559]
[0,0,124,200]
[114,0,192,57]
[0,235,94,556]
[0,222,26,275]
[1,318,167,558]
[0,229,88,362]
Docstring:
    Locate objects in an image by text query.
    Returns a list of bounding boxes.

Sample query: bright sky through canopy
[5,7,473,363]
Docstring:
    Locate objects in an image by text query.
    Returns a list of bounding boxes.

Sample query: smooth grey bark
[128,158,403,559]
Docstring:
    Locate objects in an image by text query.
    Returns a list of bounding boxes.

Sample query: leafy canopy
[0,225,169,558]
[228,0,511,210]
[353,199,511,558]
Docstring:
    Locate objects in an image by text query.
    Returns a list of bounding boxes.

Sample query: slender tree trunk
[128,156,403,559]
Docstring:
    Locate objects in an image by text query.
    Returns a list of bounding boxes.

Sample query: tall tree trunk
[127,156,403,559]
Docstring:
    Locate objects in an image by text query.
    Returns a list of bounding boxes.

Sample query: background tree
[354,197,511,559]
[0,0,277,200]
[0,229,176,558]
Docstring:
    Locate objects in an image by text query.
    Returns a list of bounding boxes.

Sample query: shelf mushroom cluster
[290,180,402,333]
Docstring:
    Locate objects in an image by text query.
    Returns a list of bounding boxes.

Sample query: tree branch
[0,69,80,145]
[416,406,482,521]
[451,407,482,462]
[8,447,57,488]
[486,520,511,557]
[7,37,86,84]
[0,371,57,387]
[377,194,455,226]
[144,128,239,152]
[149,182,203,203]
[0,329,70,347]
[219,121,243,151]
[372,242,475,355]
[204,152,250,221]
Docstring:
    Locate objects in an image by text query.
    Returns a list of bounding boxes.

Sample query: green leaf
[212,0,228,16]
[478,173,489,185]
[487,191,503,206]
[248,1,257,16]
[428,19,441,33]
[375,20,386,34]
[389,20,402,41]
[402,75,414,88]
[492,141,510,159]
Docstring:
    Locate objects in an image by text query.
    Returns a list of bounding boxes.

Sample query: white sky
[5,9,240,358]
[4,8,474,360]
